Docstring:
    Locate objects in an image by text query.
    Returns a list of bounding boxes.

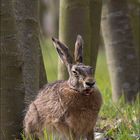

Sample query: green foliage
[41,39,58,81]
[24,44,140,139]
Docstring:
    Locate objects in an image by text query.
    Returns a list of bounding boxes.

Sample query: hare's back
[37,80,65,96]
[34,80,67,120]
[24,81,66,133]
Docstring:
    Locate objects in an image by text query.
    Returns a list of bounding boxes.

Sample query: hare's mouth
[82,88,93,96]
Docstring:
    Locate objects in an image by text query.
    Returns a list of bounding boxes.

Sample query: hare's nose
[85,81,95,87]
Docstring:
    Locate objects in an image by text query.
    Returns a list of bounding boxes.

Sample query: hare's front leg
[86,131,94,140]
[54,121,77,140]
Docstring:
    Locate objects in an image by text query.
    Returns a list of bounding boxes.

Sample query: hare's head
[52,35,95,94]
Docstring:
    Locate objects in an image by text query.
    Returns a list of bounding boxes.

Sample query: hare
[24,35,102,140]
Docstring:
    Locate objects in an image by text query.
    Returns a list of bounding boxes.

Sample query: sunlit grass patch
[96,95,140,140]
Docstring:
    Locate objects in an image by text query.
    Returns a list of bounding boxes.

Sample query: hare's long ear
[52,37,73,66]
[74,35,83,63]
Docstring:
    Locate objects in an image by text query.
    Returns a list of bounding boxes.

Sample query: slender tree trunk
[89,0,102,75]
[128,0,140,52]
[14,0,40,105]
[39,0,47,37]
[101,0,139,103]
[58,0,102,79]
[40,0,59,37]
[49,0,60,37]
[58,0,90,79]
[0,0,24,139]
[128,0,140,87]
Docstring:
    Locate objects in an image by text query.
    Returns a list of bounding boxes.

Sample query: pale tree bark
[101,0,139,103]
[58,0,102,79]
[40,0,59,37]
[58,0,90,79]
[0,0,24,139]
[128,0,140,52]
[39,0,47,37]
[14,0,40,105]
[128,0,140,85]
[89,0,102,75]
[48,0,60,37]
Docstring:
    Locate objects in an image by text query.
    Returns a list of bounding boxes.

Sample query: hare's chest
[64,107,98,134]
[59,93,100,133]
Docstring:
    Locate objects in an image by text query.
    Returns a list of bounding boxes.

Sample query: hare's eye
[72,70,77,74]
[72,71,78,77]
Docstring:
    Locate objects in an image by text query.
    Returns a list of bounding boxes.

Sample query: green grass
[41,39,58,81]
[26,41,139,140]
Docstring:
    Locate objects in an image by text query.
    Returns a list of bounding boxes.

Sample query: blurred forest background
[0,0,140,140]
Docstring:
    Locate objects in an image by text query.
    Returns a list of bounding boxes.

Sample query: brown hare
[24,35,102,140]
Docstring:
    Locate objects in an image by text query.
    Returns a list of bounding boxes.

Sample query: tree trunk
[14,0,40,105]
[58,0,89,79]
[128,0,140,88]
[49,0,60,37]
[40,0,59,37]
[89,0,102,75]
[101,0,139,103]
[58,0,102,80]
[0,0,24,139]
[128,0,140,53]
[39,0,47,37]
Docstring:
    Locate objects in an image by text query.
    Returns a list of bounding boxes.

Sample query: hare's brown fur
[24,81,102,139]
[24,35,102,140]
